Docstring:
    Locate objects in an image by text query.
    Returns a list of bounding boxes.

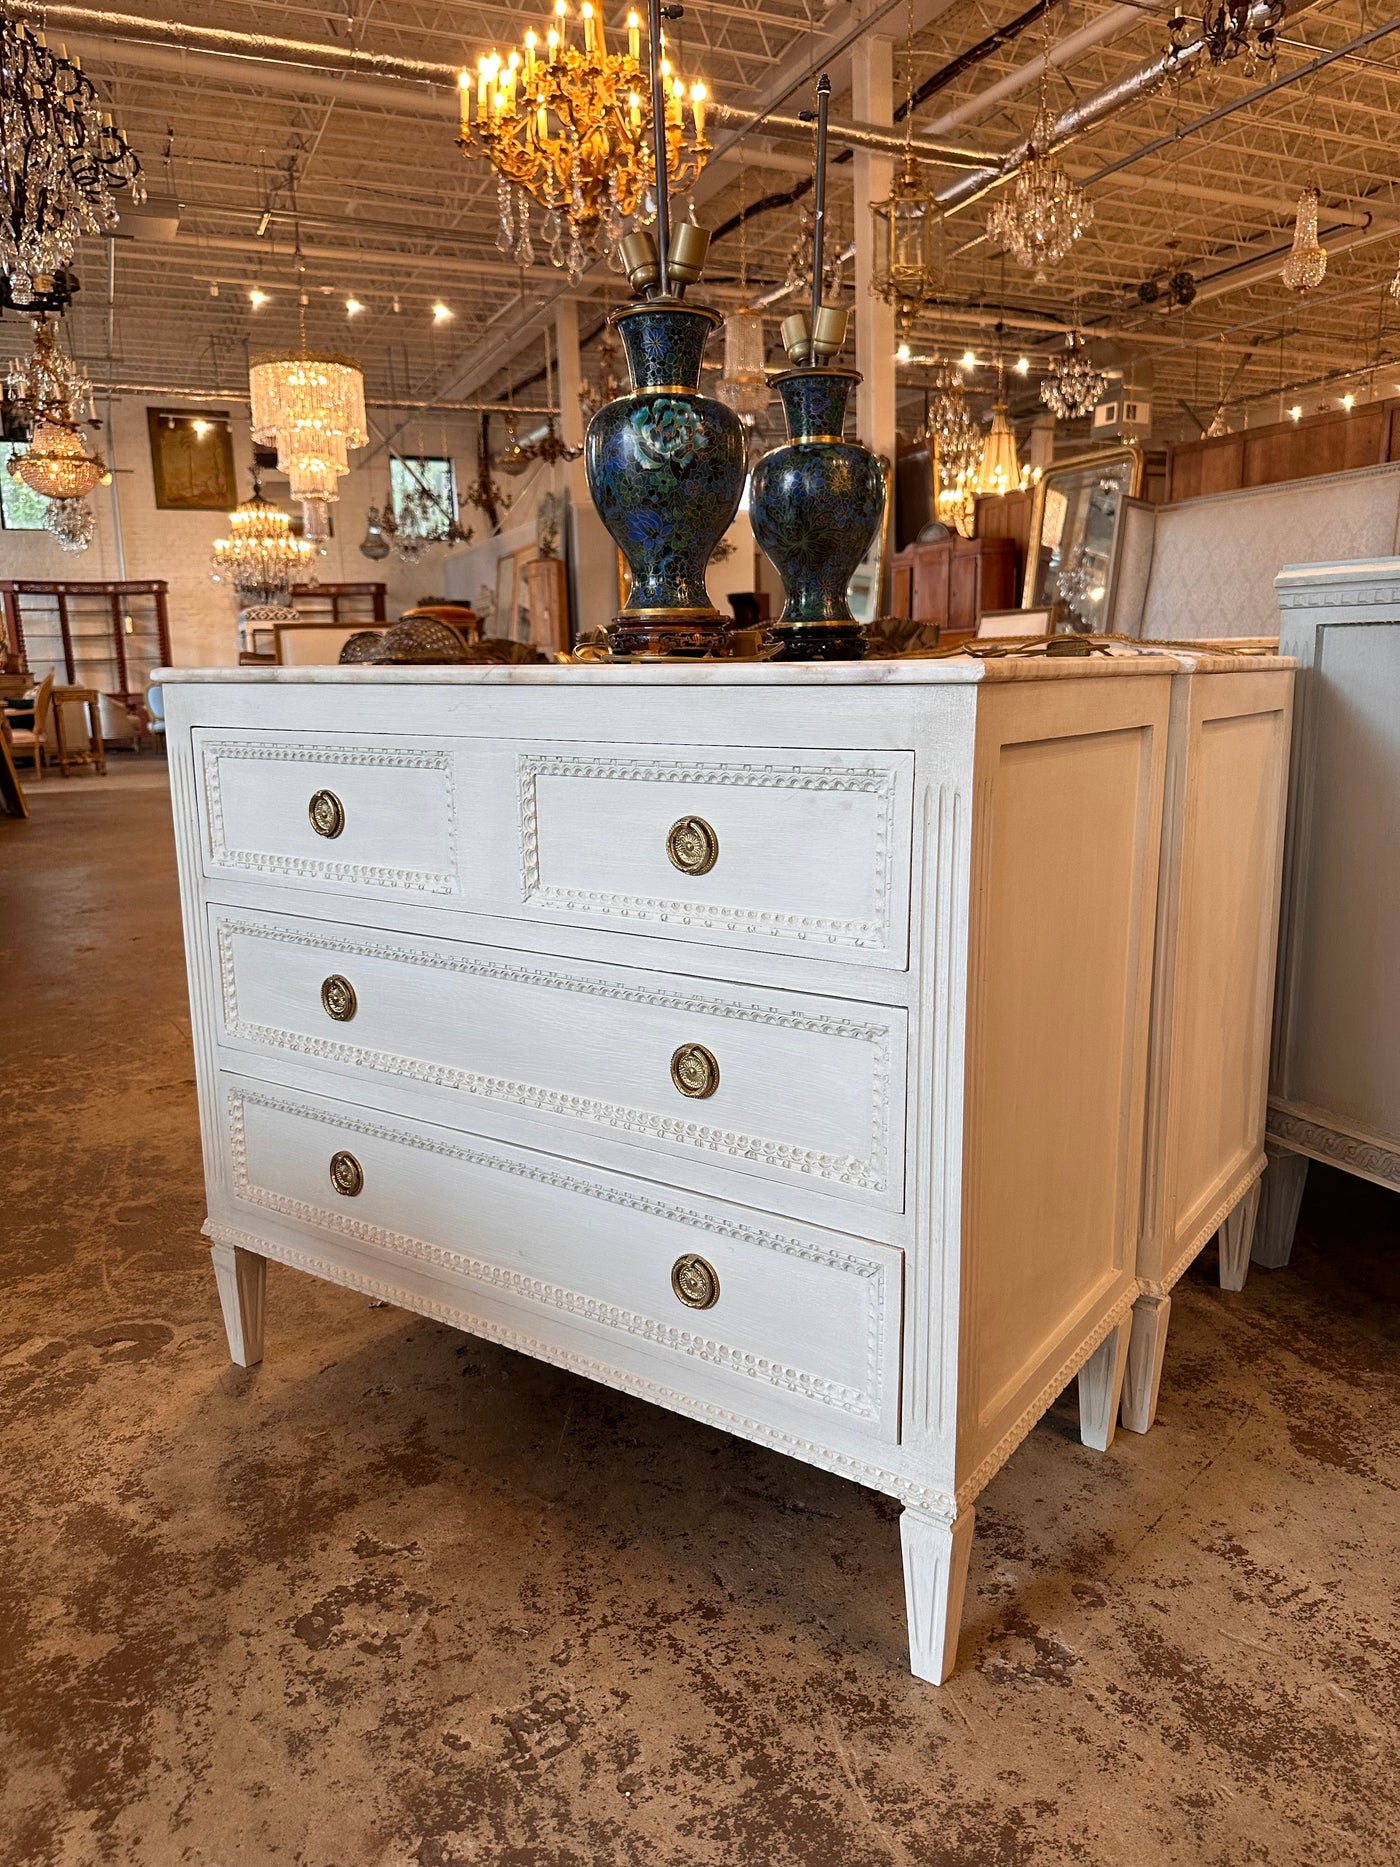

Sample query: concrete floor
[2,759,1397,1867]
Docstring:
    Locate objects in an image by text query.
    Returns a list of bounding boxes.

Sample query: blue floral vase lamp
[749,74,886,660]
[584,0,746,659]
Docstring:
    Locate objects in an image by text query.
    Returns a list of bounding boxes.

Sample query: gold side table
[51,686,107,777]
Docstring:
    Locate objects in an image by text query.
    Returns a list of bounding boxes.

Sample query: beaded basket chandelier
[248,351,367,504]
[0,16,145,304]
[986,99,1093,276]
[1281,184,1327,294]
[457,3,709,280]
[211,476,315,606]
[1040,331,1109,420]
[5,317,109,498]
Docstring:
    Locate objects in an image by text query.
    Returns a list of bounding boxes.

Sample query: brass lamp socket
[810,304,849,361]
[781,311,812,365]
[667,222,711,289]
[620,230,661,297]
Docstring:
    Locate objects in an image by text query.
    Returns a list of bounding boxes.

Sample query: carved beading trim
[199,738,459,894]
[203,1217,952,1513]
[1275,577,1400,612]
[516,751,900,950]
[214,916,894,1192]
[1142,1157,1266,1298]
[953,1285,1138,1512]
[1265,1105,1400,1189]
[225,1086,891,1420]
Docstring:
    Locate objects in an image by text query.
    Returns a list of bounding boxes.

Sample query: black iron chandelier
[0,12,145,303]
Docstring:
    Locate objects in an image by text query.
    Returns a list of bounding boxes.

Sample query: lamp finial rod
[810,72,831,341]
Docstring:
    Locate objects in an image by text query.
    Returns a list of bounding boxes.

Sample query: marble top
[156,646,1291,688]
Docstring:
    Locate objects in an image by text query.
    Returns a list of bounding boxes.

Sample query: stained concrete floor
[1,758,1398,1867]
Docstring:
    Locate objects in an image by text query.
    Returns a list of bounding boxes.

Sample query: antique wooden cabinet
[1253,560,1400,1265]
[162,658,1183,1684]
[889,535,1019,635]
[1124,654,1294,1432]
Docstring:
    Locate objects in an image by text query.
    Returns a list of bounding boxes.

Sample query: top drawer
[192,729,915,968]
[516,744,914,968]
[195,730,463,901]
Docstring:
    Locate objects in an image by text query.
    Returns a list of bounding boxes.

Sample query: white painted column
[554,295,617,638]
[851,35,897,466]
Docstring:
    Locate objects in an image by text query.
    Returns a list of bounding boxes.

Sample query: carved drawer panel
[218,1075,904,1441]
[210,907,908,1211]
[194,731,462,899]
[516,744,915,968]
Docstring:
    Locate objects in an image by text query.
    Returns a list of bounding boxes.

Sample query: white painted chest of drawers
[163,658,1200,1683]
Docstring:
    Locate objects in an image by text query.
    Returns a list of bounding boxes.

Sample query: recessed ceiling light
[432,301,453,322]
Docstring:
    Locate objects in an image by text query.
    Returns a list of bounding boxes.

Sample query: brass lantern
[871,153,940,339]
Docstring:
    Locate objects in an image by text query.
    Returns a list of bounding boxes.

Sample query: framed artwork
[147,410,238,511]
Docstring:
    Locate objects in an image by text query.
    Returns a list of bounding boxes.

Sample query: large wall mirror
[1022,447,1144,631]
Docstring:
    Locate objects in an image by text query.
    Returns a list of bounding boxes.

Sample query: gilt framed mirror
[1021,446,1144,632]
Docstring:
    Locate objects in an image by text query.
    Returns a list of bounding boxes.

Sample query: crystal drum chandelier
[457,3,710,280]
[716,309,770,425]
[1281,184,1327,294]
[5,316,109,498]
[871,154,941,339]
[248,352,368,504]
[0,17,144,303]
[1040,331,1109,420]
[211,476,315,606]
[986,99,1093,276]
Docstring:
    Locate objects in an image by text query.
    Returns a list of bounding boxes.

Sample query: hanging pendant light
[985,93,1093,278]
[871,153,941,338]
[359,506,392,561]
[5,318,110,498]
[1282,184,1327,293]
[973,345,1030,498]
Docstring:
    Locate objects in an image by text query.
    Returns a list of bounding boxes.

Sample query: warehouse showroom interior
[1,0,1397,1860]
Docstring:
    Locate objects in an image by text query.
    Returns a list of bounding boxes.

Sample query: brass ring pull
[670,1042,719,1099]
[329,1150,364,1197]
[320,974,357,1022]
[671,1253,720,1310]
[308,789,345,839]
[666,814,718,876]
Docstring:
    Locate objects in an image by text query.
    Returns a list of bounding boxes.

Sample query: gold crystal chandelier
[248,351,367,504]
[986,94,1093,277]
[211,474,315,606]
[4,317,109,499]
[457,1,710,280]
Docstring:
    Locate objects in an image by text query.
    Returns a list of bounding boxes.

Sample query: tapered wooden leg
[1120,1292,1171,1435]
[1078,1317,1131,1452]
[1251,1145,1309,1270]
[212,1240,266,1367]
[900,1505,975,1686]
[1217,1180,1263,1292]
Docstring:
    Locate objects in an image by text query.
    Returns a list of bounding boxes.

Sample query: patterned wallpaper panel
[1138,465,1400,639]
